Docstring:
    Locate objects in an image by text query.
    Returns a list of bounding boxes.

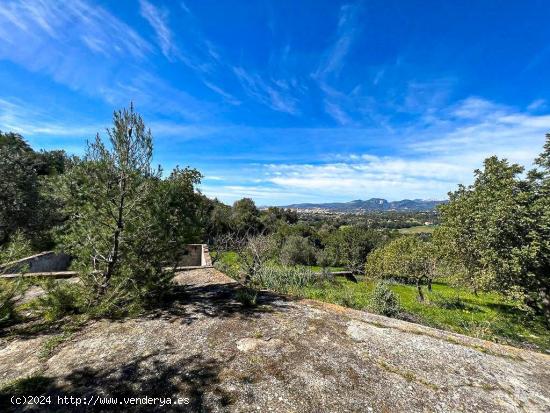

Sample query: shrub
[251,265,317,293]
[0,231,33,267]
[369,281,400,317]
[235,287,258,307]
[36,280,84,321]
[315,249,334,268]
[279,235,316,266]
[0,278,28,326]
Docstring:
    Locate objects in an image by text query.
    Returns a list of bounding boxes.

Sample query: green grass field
[299,278,550,352]
[398,225,436,234]
[215,251,549,352]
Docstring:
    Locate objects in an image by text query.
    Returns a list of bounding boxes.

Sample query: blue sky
[1,0,550,205]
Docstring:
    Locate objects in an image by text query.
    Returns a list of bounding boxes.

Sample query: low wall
[177,244,203,266]
[0,251,72,274]
[176,244,212,267]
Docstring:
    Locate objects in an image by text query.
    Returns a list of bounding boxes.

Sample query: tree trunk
[105,177,126,290]
[427,278,432,291]
[416,278,424,301]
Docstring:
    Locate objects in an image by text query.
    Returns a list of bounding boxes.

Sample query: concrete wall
[177,244,203,266]
[1,251,72,274]
[175,244,212,268]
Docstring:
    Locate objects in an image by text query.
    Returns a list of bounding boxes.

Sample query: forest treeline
[1,105,549,326]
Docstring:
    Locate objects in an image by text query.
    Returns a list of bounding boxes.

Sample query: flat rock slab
[0,268,549,412]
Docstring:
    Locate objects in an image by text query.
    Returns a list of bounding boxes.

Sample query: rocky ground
[0,268,549,412]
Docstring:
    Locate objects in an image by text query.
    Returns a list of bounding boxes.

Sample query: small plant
[338,287,363,309]
[39,333,70,360]
[0,276,30,326]
[236,287,258,307]
[433,293,467,310]
[369,281,401,317]
[251,265,317,293]
[36,280,83,321]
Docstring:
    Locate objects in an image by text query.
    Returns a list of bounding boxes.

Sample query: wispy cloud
[233,67,299,114]
[314,3,362,124]
[139,0,178,60]
[0,98,101,137]
[254,97,550,202]
[315,3,361,79]
[0,0,214,121]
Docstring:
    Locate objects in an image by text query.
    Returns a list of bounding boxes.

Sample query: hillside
[282,198,445,212]
[1,268,549,412]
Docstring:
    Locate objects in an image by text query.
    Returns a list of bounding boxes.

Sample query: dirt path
[1,268,549,412]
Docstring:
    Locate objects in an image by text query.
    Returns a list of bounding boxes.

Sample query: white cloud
[257,97,550,202]
[0,98,101,137]
[233,67,299,114]
[139,0,178,60]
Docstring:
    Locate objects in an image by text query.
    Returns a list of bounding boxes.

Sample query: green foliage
[260,207,298,233]
[323,226,387,273]
[436,136,550,321]
[54,105,197,316]
[0,230,33,266]
[299,278,550,351]
[0,278,28,326]
[36,280,84,321]
[369,281,400,317]
[235,287,258,307]
[251,265,317,293]
[151,166,206,266]
[0,132,68,249]
[365,236,438,300]
[230,198,263,235]
[279,235,316,266]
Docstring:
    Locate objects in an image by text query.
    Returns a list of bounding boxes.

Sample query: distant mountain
[282,198,445,212]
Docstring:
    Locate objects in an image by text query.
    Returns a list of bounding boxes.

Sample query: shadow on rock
[0,352,231,412]
[148,281,294,325]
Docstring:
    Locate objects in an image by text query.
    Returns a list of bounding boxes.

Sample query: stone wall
[0,251,72,274]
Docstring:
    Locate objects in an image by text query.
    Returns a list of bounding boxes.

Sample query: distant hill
[281,198,445,212]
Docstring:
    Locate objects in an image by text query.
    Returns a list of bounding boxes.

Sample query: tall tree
[57,105,164,307]
[231,198,263,235]
[435,153,548,318]
[524,134,550,319]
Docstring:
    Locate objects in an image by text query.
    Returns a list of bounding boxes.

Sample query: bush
[279,235,316,266]
[235,287,258,307]
[315,249,334,268]
[251,265,317,293]
[0,278,28,326]
[369,281,400,317]
[36,280,84,321]
[0,231,33,267]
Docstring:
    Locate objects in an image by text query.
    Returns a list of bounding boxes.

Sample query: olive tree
[366,236,438,301]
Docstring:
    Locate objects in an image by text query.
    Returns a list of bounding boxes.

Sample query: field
[216,253,549,352]
[299,277,550,352]
[398,225,436,234]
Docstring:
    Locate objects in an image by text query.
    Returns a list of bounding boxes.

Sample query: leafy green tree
[260,207,298,232]
[366,236,438,300]
[231,198,263,235]
[323,226,387,273]
[524,134,550,319]
[279,235,316,266]
[436,156,530,295]
[0,132,68,249]
[206,199,232,241]
[151,166,206,265]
